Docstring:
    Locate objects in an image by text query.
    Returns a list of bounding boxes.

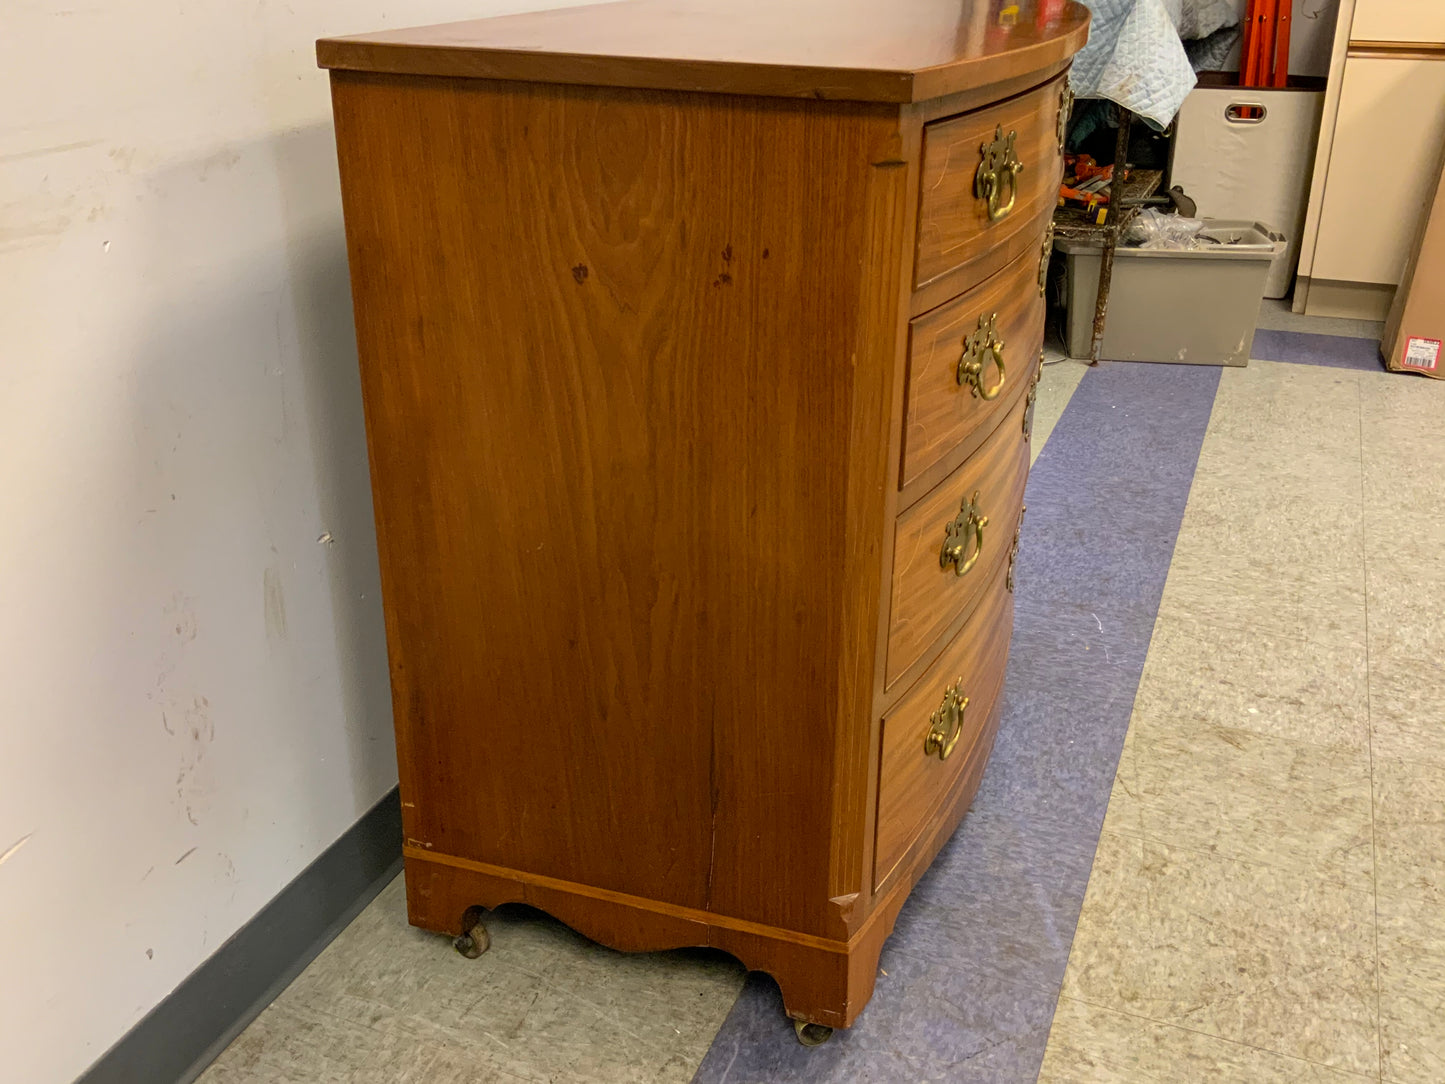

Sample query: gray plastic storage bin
[1058,219,1278,366]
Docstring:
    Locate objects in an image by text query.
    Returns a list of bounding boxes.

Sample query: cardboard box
[1383,145,1445,379]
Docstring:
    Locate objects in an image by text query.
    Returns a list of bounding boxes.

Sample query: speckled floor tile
[1193,435,1365,503]
[1039,995,1374,1082]
[1202,361,1362,456]
[1366,559,1445,663]
[1103,715,1373,886]
[1373,756,1445,902]
[197,876,745,1084]
[1378,886,1445,1083]
[1129,608,1369,752]
[1155,549,1366,646]
[1368,656,1445,768]
[1058,833,1379,1075]
[1359,366,1445,435]
[1168,482,1363,591]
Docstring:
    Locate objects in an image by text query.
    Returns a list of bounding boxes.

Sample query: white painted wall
[0,3,583,1081]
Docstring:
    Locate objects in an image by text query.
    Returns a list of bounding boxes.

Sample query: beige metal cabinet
[1351,2,1445,45]
[1311,57,1445,287]
[1296,0,1445,318]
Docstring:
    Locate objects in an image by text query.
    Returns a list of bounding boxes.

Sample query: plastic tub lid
[1055,218,1283,260]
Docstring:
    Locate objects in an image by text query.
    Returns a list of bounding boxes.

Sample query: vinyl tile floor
[199,326,1445,1084]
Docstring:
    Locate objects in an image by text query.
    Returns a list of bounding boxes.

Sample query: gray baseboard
[76,786,403,1084]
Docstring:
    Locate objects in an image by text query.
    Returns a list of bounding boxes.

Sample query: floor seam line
[1357,375,1384,1083]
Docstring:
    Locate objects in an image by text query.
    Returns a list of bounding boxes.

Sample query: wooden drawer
[915,75,1066,296]
[902,243,1045,492]
[886,389,1029,688]
[874,556,1013,890]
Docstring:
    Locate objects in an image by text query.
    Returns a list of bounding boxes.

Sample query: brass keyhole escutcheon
[974,126,1023,222]
[1038,221,1054,296]
[924,679,970,761]
[941,490,988,577]
[958,313,1006,401]
[1007,505,1027,593]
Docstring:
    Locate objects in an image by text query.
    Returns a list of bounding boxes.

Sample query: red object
[1240,0,1257,87]
[1272,1,1292,87]
[1256,0,1279,89]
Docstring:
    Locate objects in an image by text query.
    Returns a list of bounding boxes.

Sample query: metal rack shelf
[1050,101,1164,362]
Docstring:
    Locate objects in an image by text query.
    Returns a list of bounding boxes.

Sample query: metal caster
[793,1019,834,1047]
[453,910,490,959]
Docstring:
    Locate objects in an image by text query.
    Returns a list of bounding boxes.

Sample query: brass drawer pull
[974,126,1023,222]
[940,490,988,576]
[1007,506,1027,592]
[1038,221,1054,296]
[924,679,969,760]
[1024,361,1041,439]
[958,313,1006,400]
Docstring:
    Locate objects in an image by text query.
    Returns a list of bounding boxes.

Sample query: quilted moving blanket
[1069,0,1234,128]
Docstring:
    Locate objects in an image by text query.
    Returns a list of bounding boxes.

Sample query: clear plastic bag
[1125,208,1208,250]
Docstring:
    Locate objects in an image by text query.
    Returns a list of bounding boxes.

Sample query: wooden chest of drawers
[319,0,1087,1036]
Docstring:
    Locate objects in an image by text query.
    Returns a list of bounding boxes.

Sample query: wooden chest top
[316,0,1089,103]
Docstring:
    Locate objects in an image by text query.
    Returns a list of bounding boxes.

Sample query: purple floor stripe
[1250,328,1384,372]
[691,361,1222,1084]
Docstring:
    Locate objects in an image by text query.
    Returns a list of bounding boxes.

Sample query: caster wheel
[453,917,490,959]
[793,1019,834,1047]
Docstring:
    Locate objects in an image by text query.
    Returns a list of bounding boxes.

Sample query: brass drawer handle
[1023,361,1041,439]
[1007,506,1027,592]
[940,490,988,577]
[924,679,969,760]
[958,313,1006,400]
[1038,221,1054,296]
[974,126,1023,222]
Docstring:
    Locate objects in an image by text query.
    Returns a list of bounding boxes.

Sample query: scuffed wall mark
[141,866,154,881]
[174,847,198,866]
[146,949,153,960]
[196,147,242,181]
[263,567,288,641]
[0,832,35,869]
[165,592,198,643]
[0,139,100,164]
[161,711,174,735]
[221,853,238,903]
[172,694,213,826]
[0,210,74,253]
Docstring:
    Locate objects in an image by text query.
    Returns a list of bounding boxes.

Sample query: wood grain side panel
[330,72,899,935]
[902,244,1046,490]
[875,557,1013,890]
[886,388,1031,687]
[914,75,1065,292]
